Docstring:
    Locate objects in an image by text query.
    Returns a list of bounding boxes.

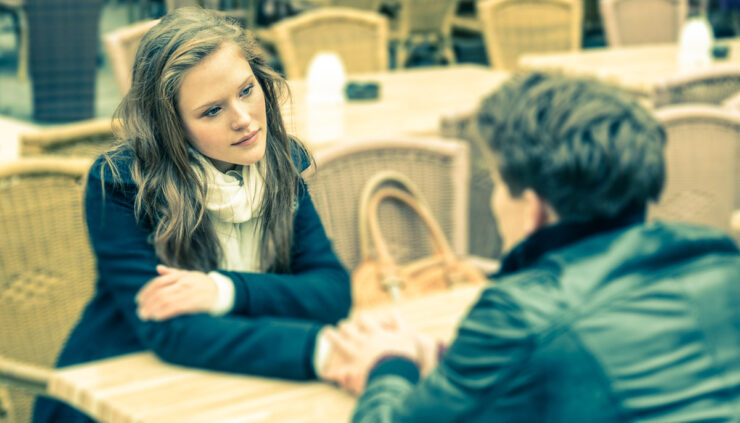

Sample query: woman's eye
[240,85,253,96]
[204,106,221,117]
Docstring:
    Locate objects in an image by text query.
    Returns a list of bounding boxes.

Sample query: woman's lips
[232,129,259,146]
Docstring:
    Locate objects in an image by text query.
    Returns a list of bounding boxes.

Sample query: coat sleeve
[221,180,352,324]
[351,286,535,422]
[85,159,324,380]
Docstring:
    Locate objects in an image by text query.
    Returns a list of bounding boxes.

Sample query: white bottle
[678,14,714,72]
[306,52,346,145]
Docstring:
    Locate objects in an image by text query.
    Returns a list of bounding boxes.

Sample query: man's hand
[322,313,420,395]
[136,265,218,321]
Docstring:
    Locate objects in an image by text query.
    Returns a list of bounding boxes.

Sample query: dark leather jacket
[354,213,740,422]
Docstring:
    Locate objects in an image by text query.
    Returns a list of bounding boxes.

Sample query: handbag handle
[357,170,430,260]
[365,187,459,286]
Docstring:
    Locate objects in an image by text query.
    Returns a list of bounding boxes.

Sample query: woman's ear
[521,189,555,235]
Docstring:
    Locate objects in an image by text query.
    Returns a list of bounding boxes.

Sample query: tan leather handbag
[352,171,486,307]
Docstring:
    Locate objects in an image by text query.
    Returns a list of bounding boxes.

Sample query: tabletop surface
[519,38,740,96]
[282,64,509,151]
[48,285,485,423]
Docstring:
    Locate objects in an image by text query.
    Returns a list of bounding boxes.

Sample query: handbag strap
[357,170,429,260]
[365,187,458,273]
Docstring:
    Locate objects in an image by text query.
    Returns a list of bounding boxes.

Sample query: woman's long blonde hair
[104,7,306,273]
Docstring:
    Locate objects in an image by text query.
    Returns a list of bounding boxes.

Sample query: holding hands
[321,312,441,395]
[136,265,219,321]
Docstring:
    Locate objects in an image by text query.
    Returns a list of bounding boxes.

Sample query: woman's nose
[231,105,251,131]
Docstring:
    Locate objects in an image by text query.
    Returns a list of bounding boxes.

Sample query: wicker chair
[650,105,740,242]
[439,108,503,260]
[19,118,116,158]
[330,0,382,11]
[0,0,28,81]
[165,0,257,28]
[724,91,740,110]
[601,0,687,47]
[653,66,740,108]
[477,0,582,70]
[271,7,389,79]
[0,158,96,423]
[303,137,476,272]
[388,0,458,68]
[103,19,160,96]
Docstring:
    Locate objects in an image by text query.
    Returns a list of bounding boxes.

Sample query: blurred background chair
[330,0,382,11]
[0,157,96,423]
[303,136,473,272]
[601,0,688,47]
[271,7,389,79]
[724,90,740,109]
[439,107,502,260]
[650,105,740,242]
[165,0,257,29]
[477,0,582,70]
[19,118,116,158]
[388,0,458,68]
[103,18,160,96]
[0,0,27,81]
[653,66,740,107]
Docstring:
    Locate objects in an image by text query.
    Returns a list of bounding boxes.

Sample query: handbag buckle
[382,274,404,301]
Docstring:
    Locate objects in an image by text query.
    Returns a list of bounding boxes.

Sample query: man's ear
[521,189,553,235]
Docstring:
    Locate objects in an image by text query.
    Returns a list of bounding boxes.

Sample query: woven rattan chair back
[0,158,95,423]
[650,105,740,236]
[439,108,502,259]
[19,118,116,158]
[272,7,389,79]
[103,19,160,95]
[653,66,740,108]
[390,0,458,67]
[303,137,470,271]
[477,0,582,70]
[601,0,687,47]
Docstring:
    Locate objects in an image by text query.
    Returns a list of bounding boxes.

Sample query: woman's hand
[136,265,218,321]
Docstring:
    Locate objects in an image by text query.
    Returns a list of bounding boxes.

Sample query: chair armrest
[465,255,500,276]
[0,355,51,396]
[19,118,113,155]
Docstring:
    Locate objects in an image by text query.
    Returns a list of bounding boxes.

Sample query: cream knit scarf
[193,153,266,272]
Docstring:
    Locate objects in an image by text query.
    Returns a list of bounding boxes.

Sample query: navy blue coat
[34,150,351,422]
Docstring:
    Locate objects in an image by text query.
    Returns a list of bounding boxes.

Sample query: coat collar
[498,205,646,276]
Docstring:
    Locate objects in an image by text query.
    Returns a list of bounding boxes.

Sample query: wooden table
[519,38,740,97]
[282,65,509,151]
[48,285,484,423]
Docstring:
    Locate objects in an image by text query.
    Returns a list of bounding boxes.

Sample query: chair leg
[441,37,456,65]
[393,40,408,69]
[15,9,28,82]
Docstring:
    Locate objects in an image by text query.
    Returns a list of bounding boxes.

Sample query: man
[323,73,740,422]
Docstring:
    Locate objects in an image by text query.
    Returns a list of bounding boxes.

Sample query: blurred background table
[47,285,484,423]
[283,64,508,152]
[519,37,740,97]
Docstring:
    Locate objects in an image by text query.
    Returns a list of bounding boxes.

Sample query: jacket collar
[498,205,646,276]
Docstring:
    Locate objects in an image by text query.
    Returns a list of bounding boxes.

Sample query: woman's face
[177,42,268,173]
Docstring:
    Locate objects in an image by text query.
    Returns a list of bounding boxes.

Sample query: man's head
[476,73,666,251]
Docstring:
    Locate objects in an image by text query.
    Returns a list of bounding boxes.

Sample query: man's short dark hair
[476,72,666,221]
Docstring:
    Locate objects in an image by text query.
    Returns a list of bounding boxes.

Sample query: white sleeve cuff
[208,271,235,316]
[313,327,332,378]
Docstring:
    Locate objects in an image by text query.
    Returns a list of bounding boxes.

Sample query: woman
[34,8,350,422]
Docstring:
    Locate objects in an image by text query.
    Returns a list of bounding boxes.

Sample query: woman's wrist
[207,271,236,315]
